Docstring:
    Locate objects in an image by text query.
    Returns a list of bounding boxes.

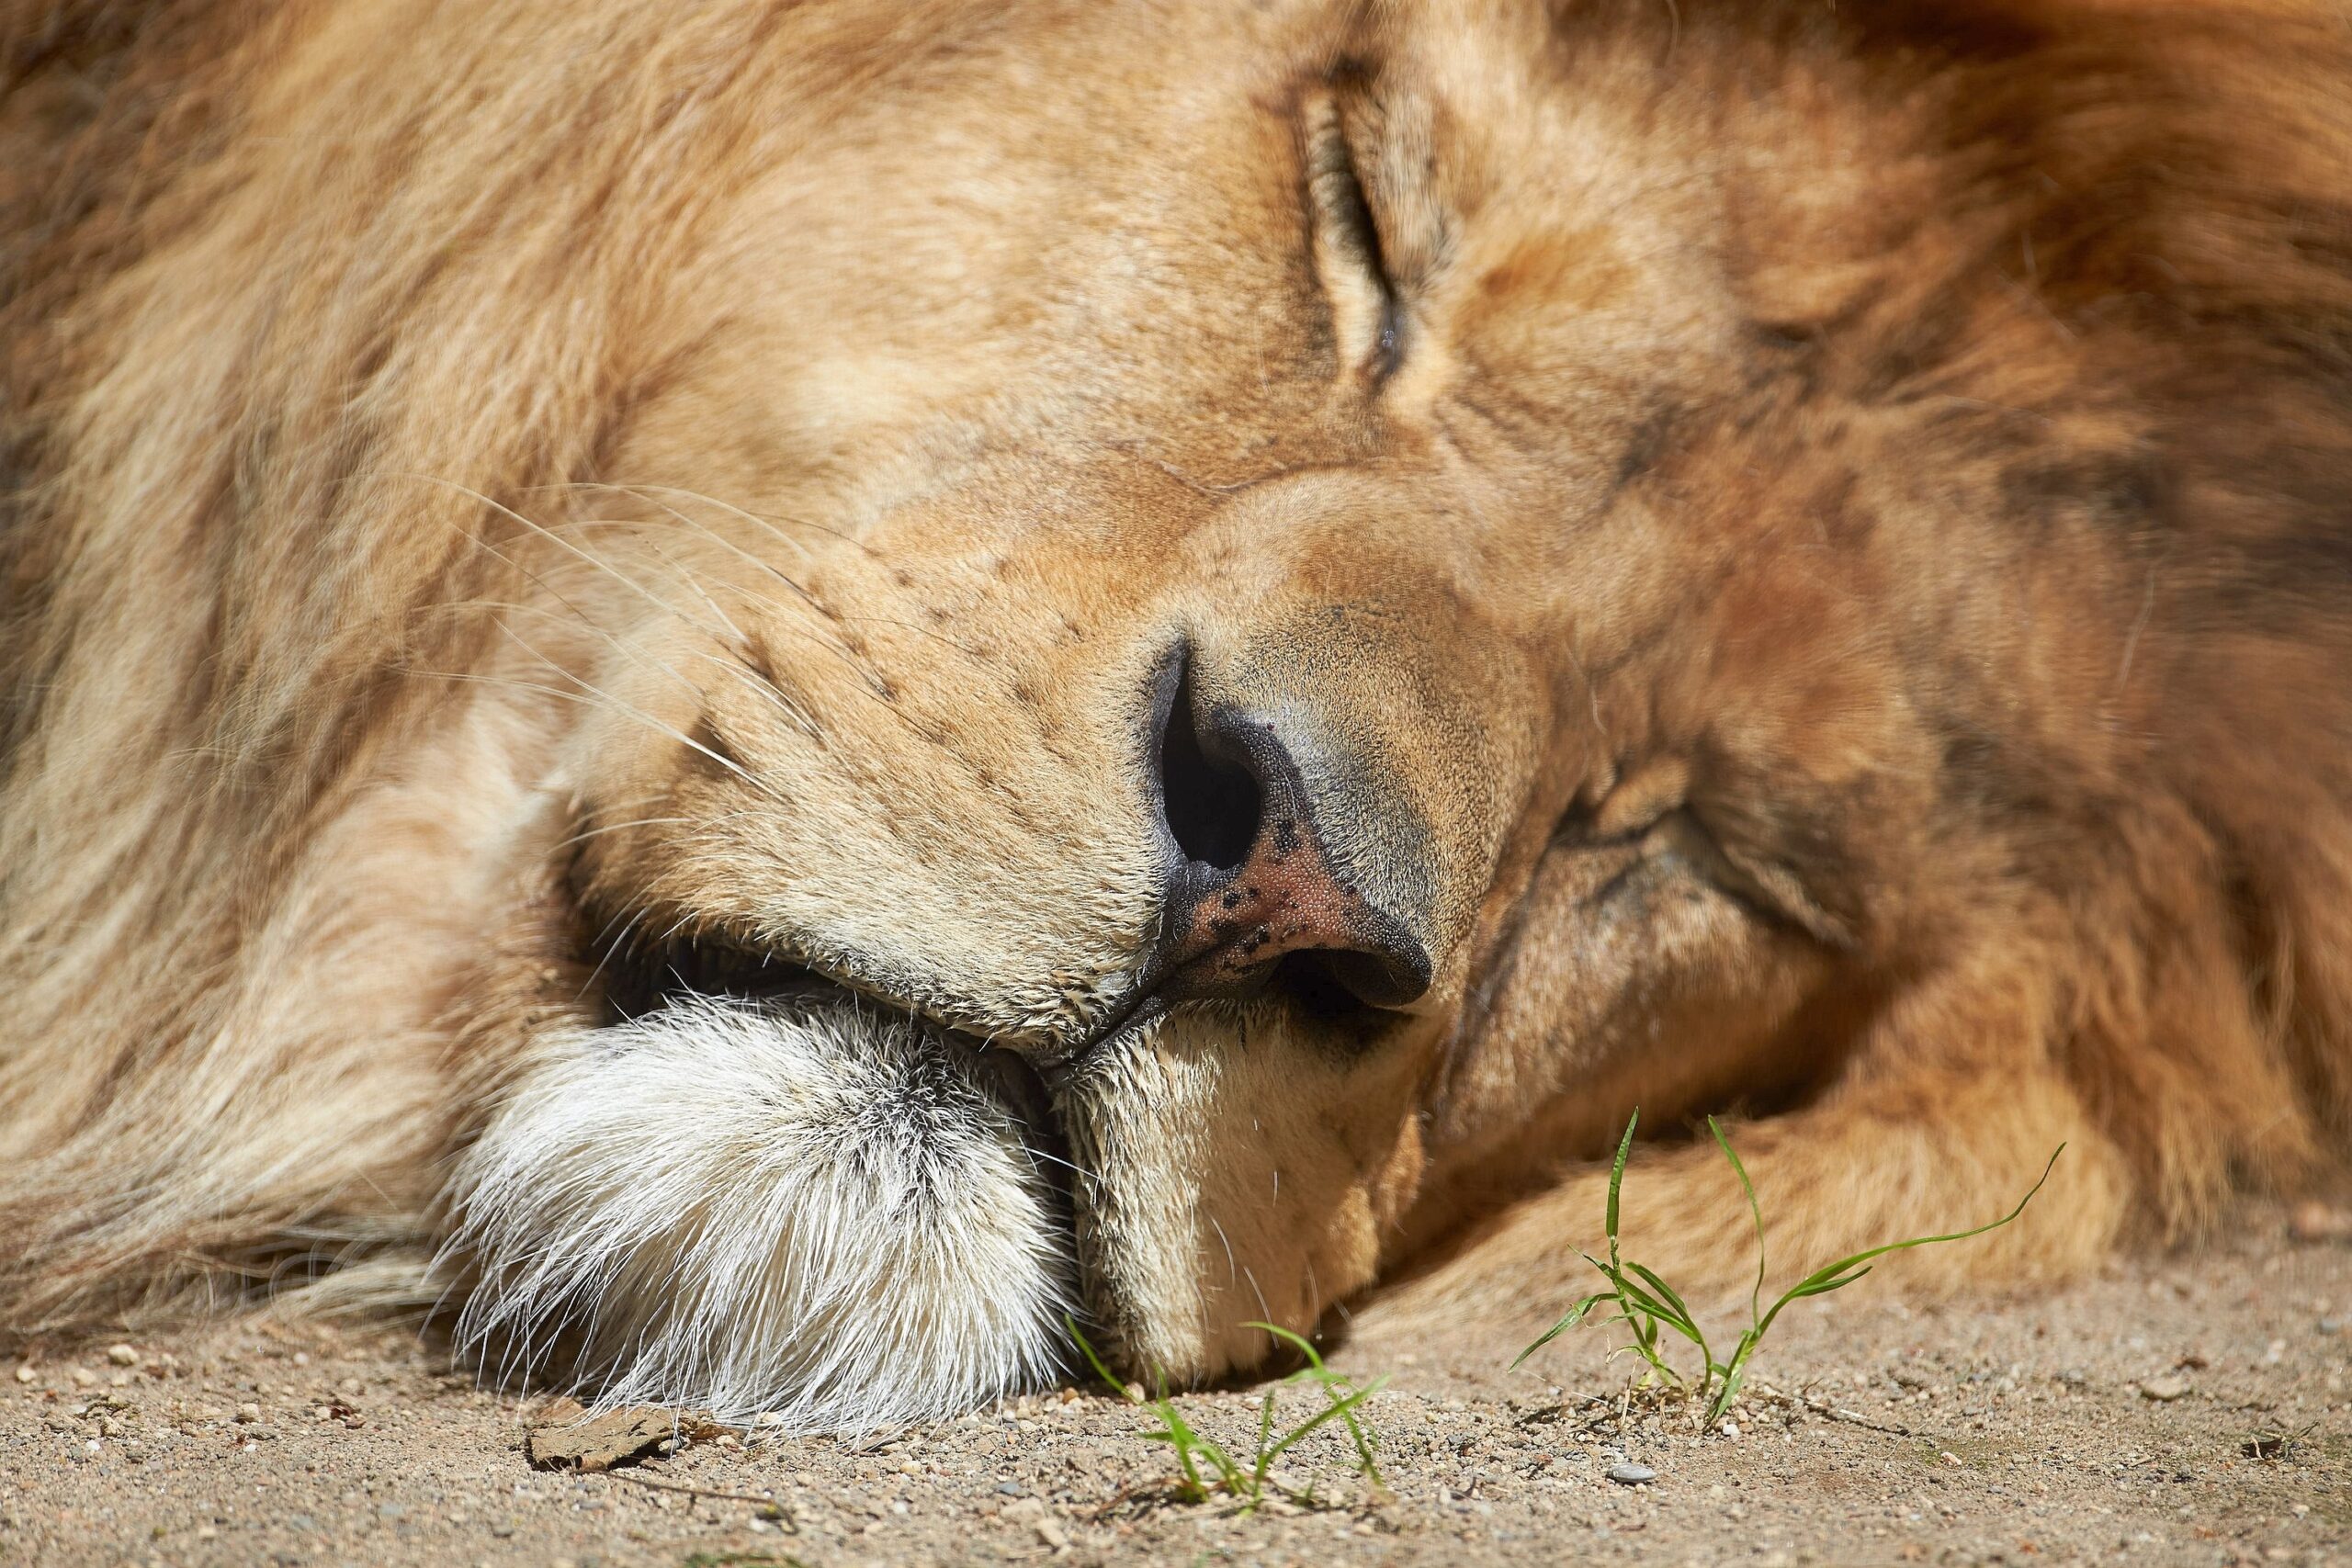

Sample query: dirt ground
[5,1202,2347,1568]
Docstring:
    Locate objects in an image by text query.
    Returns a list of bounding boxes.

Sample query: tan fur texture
[3,0,2348,1415]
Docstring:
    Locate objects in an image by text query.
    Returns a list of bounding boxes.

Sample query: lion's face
[431,0,1995,1418]
[7,0,2348,1443]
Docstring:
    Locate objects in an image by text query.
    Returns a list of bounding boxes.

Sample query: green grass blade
[1162,1400,1241,1495]
[1255,1380,1385,1475]
[1252,1391,1278,1488]
[1251,1323,1331,1373]
[1705,1364,1747,1426]
[1247,1325,1388,1486]
[1755,1145,2064,1337]
[1065,1316,1140,1404]
[1605,1111,1639,1271]
[1510,1291,1613,1367]
[1622,1263,1703,1340]
[1336,1375,1390,1485]
[1624,1259,1714,1387]
[1708,1115,1769,1332]
[1779,1264,1871,1301]
[1609,1271,1704,1350]
[1623,1259,1696,1325]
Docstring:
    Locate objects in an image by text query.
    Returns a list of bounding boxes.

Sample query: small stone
[2321,1317,2347,1336]
[2057,1368,2087,1386]
[236,1403,263,1423]
[2140,1376,2190,1402]
[106,1345,138,1368]
[1718,1421,1739,1438]
[996,1481,1024,1496]
[70,1369,96,1389]
[12,1365,31,1383]
[1607,1462,1657,1485]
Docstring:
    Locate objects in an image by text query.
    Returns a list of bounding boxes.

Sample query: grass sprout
[1514,1111,2063,1429]
[1069,1317,1387,1508]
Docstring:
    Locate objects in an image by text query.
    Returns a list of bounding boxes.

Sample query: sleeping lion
[3,0,2347,1430]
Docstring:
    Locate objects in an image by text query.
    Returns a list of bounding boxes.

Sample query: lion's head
[3,0,2347,1429]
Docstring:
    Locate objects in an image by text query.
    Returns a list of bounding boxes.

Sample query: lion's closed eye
[1576,758,1853,952]
[1303,85,1403,384]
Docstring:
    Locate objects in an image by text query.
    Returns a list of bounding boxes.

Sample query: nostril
[1142,641,1434,1016]
[1155,658,1261,873]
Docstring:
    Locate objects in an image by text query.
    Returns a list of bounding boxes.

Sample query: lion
[2,0,2346,1431]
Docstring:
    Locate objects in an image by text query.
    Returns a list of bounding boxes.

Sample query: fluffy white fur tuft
[442,996,1073,1431]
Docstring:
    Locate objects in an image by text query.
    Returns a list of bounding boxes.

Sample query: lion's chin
[443,994,1075,1431]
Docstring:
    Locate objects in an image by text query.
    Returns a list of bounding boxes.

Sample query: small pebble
[12,1365,32,1384]
[996,1481,1024,1496]
[70,1369,96,1389]
[2319,1317,2346,1336]
[2140,1376,2190,1402]
[2056,1368,2087,1386]
[236,1403,262,1423]
[106,1345,138,1368]
[1607,1462,1657,1485]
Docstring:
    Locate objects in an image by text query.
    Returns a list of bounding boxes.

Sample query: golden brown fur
[2,0,2347,1409]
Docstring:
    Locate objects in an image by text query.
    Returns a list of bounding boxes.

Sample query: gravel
[0,1196,2345,1567]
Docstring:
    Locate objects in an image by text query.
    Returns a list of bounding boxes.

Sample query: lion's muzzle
[1144,641,1434,1014]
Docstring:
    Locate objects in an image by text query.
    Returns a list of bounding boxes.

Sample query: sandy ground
[5,1204,2348,1568]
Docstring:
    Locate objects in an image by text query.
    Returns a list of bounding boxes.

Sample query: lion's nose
[1148,656,1431,1010]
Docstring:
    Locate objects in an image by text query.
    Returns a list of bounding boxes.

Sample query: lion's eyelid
[1301,87,1404,385]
